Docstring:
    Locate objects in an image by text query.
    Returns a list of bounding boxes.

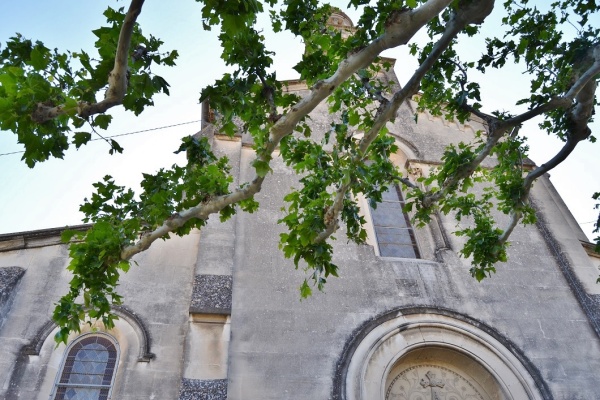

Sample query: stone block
[190,275,232,314]
[178,378,227,400]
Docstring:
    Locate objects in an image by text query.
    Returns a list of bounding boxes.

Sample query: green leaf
[73,132,92,149]
[109,139,123,155]
[94,114,113,130]
[29,46,49,70]
[54,328,70,345]
[61,229,81,243]
[0,73,17,95]
[118,260,130,273]
[0,97,12,113]
[300,280,312,298]
[348,110,360,126]
[253,160,271,177]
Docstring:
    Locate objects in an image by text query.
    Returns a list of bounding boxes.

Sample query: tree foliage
[1,0,598,343]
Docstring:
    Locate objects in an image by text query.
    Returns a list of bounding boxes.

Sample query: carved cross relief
[385,365,488,400]
[420,370,445,400]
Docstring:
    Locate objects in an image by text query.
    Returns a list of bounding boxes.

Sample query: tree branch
[496,97,571,129]
[496,45,599,246]
[424,43,600,210]
[256,69,279,122]
[120,0,456,259]
[314,0,495,243]
[361,74,389,104]
[31,0,145,123]
[459,103,497,124]
[497,133,582,245]
[121,175,265,259]
[564,43,600,102]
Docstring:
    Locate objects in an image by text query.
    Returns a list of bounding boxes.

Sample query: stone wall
[0,229,200,399]
[0,66,599,400]
[215,75,600,399]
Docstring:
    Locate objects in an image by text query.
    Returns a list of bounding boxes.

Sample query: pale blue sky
[0,1,598,241]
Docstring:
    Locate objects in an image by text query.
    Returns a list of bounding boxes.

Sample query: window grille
[52,334,118,400]
[369,185,420,258]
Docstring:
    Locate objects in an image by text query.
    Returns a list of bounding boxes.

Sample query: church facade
[1,12,600,400]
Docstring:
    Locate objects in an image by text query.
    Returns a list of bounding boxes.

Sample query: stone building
[1,11,600,400]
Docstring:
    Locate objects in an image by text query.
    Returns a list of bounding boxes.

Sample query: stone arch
[7,305,154,399]
[21,305,154,362]
[332,307,551,400]
[390,134,422,161]
[348,132,421,163]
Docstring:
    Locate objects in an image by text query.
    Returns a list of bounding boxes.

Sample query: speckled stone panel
[179,378,227,400]
[0,266,25,322]
[190,275,232,314]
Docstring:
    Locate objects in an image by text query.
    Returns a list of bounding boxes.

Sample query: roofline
[0,224,91,252]
[581,240,600,259]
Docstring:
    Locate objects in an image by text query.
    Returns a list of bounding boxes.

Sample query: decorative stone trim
[178,378,227,400]
[332,307,551,400]
[21,305,154,362]
[112,305,155,362]
[0,224,90,252]
[190,275,232,314]
[22,320,56,356]
[581,240,600,259]
[387,364,486,400]
[534,202,600,339]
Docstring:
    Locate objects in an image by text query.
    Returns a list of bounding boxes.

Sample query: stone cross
[420,370,445,400]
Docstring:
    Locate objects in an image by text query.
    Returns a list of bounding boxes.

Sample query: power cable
[0,119,201,157]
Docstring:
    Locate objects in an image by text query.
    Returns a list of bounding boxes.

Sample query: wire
[0,150,23,157]
[0,119,201,157]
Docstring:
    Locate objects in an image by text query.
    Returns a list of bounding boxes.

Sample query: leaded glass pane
[55,387,109,400]
[53,336,117,400]
[374,227,416,245]
[370,185,420,258]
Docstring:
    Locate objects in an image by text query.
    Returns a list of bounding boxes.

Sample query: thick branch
[498,44,600,132]
[121,176,265,259]
[497,51,599,245]
[460,103,497,124]
[564,44,600,101]
[315,182,351,243]
[424,43,600,209]
[441,97,571,198]
[314,0,495,243]
[497,97,571,129]
[497,134,582,244]
[31,0,145,123]
[120,0,455,259]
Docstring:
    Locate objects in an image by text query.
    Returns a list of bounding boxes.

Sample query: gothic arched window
[52,334,119,400]
[369,185,420,258]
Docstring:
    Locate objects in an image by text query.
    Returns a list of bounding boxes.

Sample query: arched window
[340,311,548,400]
[369,185,420,258]
[51,333,119,400]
